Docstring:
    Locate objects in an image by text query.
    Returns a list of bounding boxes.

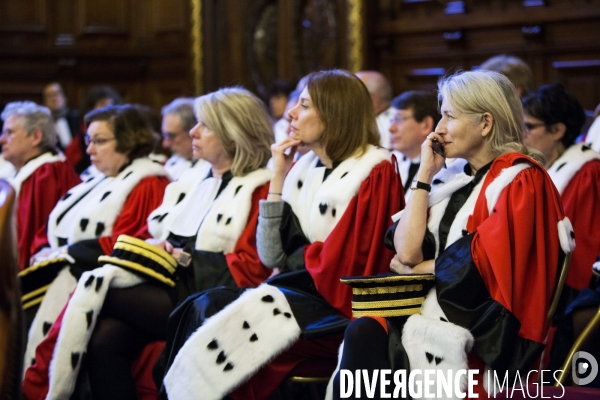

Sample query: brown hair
[84,105,156,160]
[306,69,379,162]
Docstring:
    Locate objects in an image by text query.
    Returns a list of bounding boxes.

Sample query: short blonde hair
[307,70,379,162]
[438,70,543,163]
[194,87,273,176]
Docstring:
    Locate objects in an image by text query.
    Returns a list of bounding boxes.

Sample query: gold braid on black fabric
[341,273,435,318]
[98,235,177,287]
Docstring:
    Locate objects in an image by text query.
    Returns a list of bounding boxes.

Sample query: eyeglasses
[390,115,415,125]
[162,132,183,141]
[85,136,116,146]
[524,122,546,131]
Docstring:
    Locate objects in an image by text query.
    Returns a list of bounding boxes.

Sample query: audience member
[82,85,123,116]
[522,84,600,373]
[23,88,274,400]
[42,83,79,150]
[0,101,80,271]
[72,86,123,176]
[160,98,199,180]
[585,103,600,152]
[479,54,534,98]
[389,91,441,198]
[158,69,403,400]
[356,70,394,148]
[268,80,295,121]
[21,105,170,391]
[330,70,570,399]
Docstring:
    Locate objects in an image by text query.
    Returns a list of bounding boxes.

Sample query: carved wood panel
[0,0,47,32]
[0,0,190,114]
[369,0,600,111]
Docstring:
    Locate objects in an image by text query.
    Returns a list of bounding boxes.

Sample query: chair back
[548,251,572,325]
[0,179,22,400]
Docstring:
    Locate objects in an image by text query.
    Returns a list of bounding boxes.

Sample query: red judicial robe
[559,160,600,291]
[22,175,169,400]
[229,159,404,400]
[17,160,80,271]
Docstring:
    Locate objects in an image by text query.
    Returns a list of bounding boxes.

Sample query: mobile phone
[431,138,445,157]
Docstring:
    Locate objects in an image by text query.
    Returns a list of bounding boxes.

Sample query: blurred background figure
[160,98,196,180]
[356,70,394,149]
[389,90,440,198]
[82,86,123,117]
[479,54,534,98]
[0,101,80,271]
[267,80,295,121]
[42,83,80,152]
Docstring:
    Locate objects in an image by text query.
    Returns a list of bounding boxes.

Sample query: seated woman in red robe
[522,84,600,379]
[21,105,170,394]
[23,87,276,400]
[1,101,80,272]
[157,69,404,400]
[328,70,572,399]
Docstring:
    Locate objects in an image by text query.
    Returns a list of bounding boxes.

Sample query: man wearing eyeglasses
[389,91,440,200]
[161,98,197,180]
[0,101,80,270]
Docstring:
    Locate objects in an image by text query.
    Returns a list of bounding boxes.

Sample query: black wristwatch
[410,181,431,192]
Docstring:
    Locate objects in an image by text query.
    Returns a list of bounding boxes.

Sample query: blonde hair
[194,87,274,176]
[438,70,543,164]
[307,69,379,162]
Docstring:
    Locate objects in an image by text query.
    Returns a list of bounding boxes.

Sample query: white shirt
[376,106,395,150]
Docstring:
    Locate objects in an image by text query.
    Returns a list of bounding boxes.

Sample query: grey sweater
[256,199,286,268]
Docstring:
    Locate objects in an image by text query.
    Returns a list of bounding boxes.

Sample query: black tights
[332,317,391,400]
[87,282,175,400]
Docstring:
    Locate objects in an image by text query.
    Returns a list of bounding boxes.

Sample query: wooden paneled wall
[1,0,599,114]
[367,0,600,111]
[0,0,192,112]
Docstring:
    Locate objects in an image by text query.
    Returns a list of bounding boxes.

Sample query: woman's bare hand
[271,137,301,176]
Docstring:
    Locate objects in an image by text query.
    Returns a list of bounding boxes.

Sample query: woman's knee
[343,317,387,345]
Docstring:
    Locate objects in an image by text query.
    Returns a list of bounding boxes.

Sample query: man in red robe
[1,101,81,271]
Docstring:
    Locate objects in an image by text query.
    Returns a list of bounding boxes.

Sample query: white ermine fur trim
[24,267,77,377]
[147,160,211,240]
[164,284,301,400]
[8,152,65,196]
[47,157,168,248]
[547,143,600,195]
[196,168,271,253]
[420,287,449,321]
[485,163,531,215]
[46,265,145,400]
[164,168,270,253]
[402,314,474,400]
[282,145,390,243]
[325,340,345,400]
[592,262,600,277]
[424,159,482,257]
[557,217,576,253]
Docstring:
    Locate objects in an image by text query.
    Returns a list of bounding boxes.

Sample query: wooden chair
[554,304,600,386]
[0,179,22,400]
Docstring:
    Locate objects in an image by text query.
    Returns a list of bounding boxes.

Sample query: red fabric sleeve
[97,176,170,254]
[18,161,81,270]
[469,157,563,344]
[225,183,272,288]
[304,161,405,318]
[561,160,600,290]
